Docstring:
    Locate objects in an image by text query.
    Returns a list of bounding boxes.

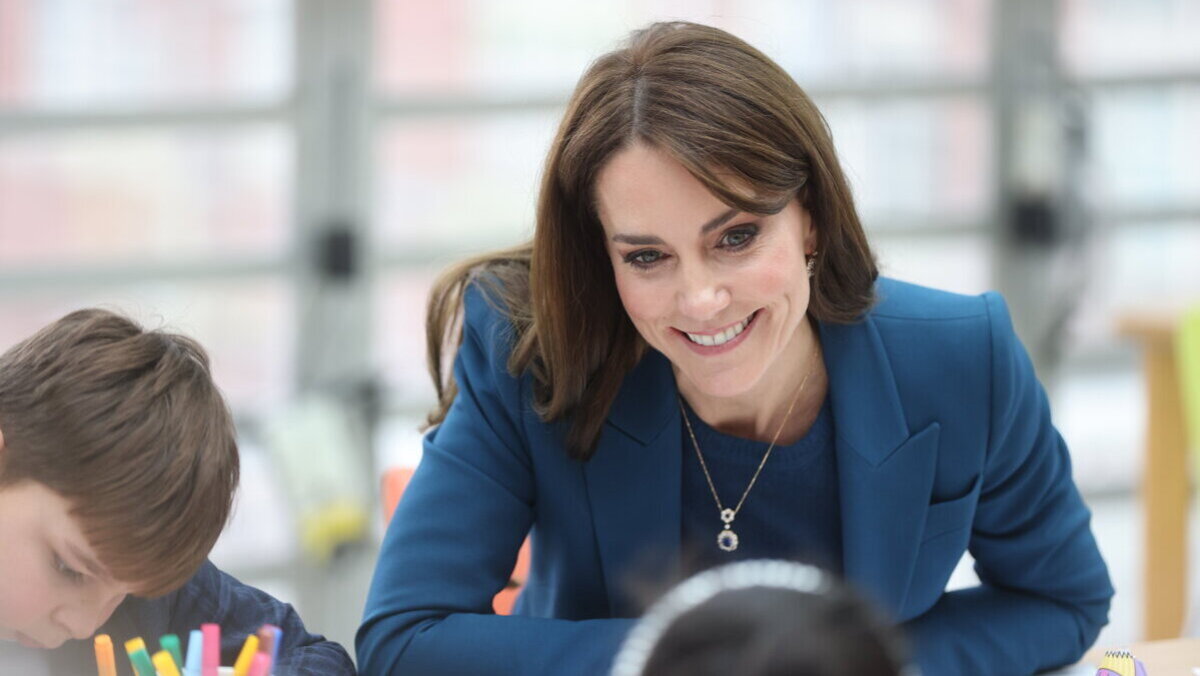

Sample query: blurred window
[1060,0,1200,359]
[0,0,291,108]
[0,0,295,412]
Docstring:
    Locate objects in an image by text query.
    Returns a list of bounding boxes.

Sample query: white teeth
[686,314,753,347]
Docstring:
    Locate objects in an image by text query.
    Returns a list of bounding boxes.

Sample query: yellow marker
[152,649,182,676]
[233,634,260,676]
[94,634,117,676]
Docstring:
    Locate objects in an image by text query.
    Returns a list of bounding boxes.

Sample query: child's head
[611,560,909,676]
[0,309,238,649]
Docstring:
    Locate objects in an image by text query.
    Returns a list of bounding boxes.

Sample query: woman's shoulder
[863,277,1019,360]
[869,277,997,323]
[460,274,525,347]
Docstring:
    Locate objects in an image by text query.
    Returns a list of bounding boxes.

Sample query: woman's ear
[799,201,818,253]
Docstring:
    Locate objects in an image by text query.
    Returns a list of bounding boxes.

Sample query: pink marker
[247,652,272,676]
[202,623,221,676]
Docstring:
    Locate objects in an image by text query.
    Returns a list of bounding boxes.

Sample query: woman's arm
[904,292,1114,675]
[357,285,635,675]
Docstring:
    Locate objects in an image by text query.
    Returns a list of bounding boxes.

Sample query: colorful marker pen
[256,624,282,672]
[233,635,260,676]
[153,649,183,676]
[185,629,204,676]
[201,623,221,676]
[160,633,184,670]
[247,652,272,676]
[94,634,117,676]
[124,637,156,676]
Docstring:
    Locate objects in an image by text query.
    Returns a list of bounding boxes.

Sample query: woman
[358,22,1112,675]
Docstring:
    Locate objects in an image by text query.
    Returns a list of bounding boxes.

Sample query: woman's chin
[675,368,762,401]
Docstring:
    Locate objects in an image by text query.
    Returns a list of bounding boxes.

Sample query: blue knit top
[680,396,842,573]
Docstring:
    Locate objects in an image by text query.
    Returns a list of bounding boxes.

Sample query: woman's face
[0,443,132,650]
[595,143,816,399]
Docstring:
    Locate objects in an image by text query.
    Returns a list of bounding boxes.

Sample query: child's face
[0,481,134,650]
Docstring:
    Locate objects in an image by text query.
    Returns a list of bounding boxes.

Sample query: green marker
[160,633,184,670]
[124,637,156,676]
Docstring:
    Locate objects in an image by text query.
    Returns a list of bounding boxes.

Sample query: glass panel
[1088,86,1200,209]
[375,98,990,249]
[0,278,295,413]
[374,111,558,249]
[1060,0,1200,77]
[0,0,291,108]
[871,233,992,296]
[375,0,989,96]
[1067,221,1200,353]
[823,96,992,226]
[374,267,440,407]
[0,124,292,266]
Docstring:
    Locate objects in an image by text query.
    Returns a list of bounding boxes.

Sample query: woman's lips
[675,310,760,356]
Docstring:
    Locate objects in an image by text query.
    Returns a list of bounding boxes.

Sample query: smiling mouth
[682,311,758,347]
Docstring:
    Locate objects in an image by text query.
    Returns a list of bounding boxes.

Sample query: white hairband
[609,559,832,676]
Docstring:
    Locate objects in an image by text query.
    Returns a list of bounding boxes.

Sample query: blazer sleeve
[903,292,1114,675]
[356,285,635,675]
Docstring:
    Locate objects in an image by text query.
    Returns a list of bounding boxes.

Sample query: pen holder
[1096,649,1148,676]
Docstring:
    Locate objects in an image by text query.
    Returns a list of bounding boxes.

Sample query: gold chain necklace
[678,342,819,552]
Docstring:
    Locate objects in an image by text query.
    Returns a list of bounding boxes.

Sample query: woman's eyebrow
[611,208,740,245]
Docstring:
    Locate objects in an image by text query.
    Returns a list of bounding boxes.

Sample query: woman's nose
[677,263,731,321]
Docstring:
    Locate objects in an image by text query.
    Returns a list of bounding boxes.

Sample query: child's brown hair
[0,308,239,597]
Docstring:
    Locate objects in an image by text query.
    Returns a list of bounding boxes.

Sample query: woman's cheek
[613,270,650,322]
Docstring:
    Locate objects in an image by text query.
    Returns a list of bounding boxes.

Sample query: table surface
[1083,638,1200,672]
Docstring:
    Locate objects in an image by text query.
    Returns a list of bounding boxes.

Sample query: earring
[806,251,818,277]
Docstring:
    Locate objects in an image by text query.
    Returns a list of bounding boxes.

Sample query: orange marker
[94,634,117,676]
[233,634,260,676]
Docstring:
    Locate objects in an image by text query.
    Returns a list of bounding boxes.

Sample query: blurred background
[1,0,1198,662]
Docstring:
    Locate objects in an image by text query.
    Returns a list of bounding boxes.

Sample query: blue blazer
[358,278,1113,675]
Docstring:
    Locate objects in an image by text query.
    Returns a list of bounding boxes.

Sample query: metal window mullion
[0,103,296,136]
[0,256,289,295]
[292,0,373,393]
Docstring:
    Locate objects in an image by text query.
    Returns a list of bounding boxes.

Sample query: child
[0,309,356,674]
[611,560,910,676]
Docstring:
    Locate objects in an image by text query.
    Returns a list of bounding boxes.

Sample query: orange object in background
[381,467,415,523]
[380,467,530,615]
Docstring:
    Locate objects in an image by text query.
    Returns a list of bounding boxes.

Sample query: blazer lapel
[583,349,681,618]
[820,316,941,618]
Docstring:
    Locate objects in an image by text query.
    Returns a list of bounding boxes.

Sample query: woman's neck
[676,318,827,444]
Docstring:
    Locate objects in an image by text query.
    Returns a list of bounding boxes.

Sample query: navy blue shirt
[681,397,842,574]
[0,560,355,675]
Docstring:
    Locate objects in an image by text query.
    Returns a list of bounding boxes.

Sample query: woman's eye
[625,249,664,267]
[720,227,757,249]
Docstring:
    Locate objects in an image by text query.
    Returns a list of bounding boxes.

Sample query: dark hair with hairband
[611,560,913,676]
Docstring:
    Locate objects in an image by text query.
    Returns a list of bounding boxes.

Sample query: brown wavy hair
[0,309,239,597]
[426,21,877,461]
